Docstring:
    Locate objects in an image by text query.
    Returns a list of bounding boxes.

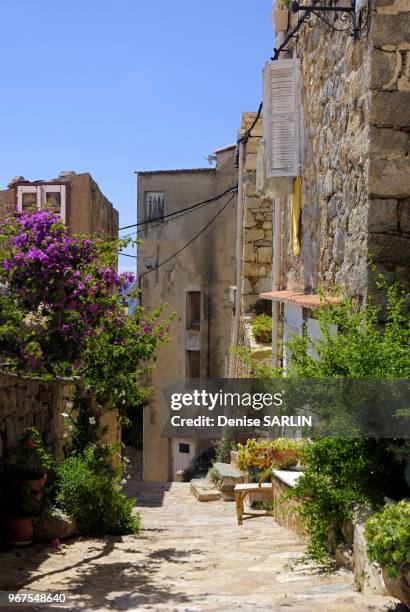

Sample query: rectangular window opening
[187,291,201,330]
[186,350,201,379]
[145,192,165,222]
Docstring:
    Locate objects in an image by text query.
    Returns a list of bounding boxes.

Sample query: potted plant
[2,428,53,545]
[365,501,410,608]
[251,314,272,344]
[272,0,290,33]
[237,438,305,483]
[9,427,52,490]
[2,481,42,545]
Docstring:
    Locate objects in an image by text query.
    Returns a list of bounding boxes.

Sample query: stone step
[190,478,221,502]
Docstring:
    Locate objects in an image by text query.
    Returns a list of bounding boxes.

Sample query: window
[178,443,190,454]
[186,350,201,378]
[187,291,201,330]
[17,184,67,222]
[145,192,165,221]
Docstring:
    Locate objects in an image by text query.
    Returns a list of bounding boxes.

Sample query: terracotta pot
[20,473,47,492]
[272,9,289,32]
[382,566,410,609]
[20,474,47,492]
[16,473,47,503]
[3,516,33,546]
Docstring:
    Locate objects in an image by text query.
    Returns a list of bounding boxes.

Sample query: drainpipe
[230,140,245,378]
[272,197,281,368]
[271,30,286,369]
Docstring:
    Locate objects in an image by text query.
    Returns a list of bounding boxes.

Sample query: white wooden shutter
[263,59,300,178]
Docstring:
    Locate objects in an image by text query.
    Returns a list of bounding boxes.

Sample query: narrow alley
[0,482,401,611]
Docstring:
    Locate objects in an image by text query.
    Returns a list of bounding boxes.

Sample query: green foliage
[365,501,410,578]
[233,346,277,378]
[282,282,410,560]
[56,446,139,536]
[252,314,272,344]
[237,438,306,474]
[213,433,235,463]
[10,427,53,479]
[291,438,403,560]
[287,282,410,379]
[208,467,223,488]
[81,303,172,416]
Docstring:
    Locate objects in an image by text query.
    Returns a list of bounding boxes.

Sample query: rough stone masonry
[284,0,410,303]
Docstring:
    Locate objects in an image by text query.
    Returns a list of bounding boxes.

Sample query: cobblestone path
[0,481,402,611]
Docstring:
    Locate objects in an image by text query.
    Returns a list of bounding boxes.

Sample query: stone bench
[211,462,244,501]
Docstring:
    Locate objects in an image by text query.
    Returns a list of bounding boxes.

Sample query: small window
[179,443,190,454]
[186,350,200,378]
[187,292,201,330]
[145,192,165,221]
[17,184,66,222]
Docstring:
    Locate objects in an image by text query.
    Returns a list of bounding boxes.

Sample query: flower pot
[272,9,289,32]
[271,449,298,468]
[22,473,47,492]
[3,516,33,546]
[382,566,410,609]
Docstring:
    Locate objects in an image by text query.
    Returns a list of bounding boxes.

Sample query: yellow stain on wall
[290,177,302,257]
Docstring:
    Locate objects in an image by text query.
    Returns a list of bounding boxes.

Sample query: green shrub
[237,438,306,474]
[291,438,404,561]
[251,315,272,344]
[10,427,53,479]
[365,501,410,578]
[213,434,235,463]
[56,447,139,536]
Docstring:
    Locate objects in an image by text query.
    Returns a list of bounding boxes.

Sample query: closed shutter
[263,59,300,178]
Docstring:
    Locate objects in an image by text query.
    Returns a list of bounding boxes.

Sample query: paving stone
[0,482,400,610]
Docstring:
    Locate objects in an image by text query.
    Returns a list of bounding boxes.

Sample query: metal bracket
[291,0,359,38]
[291,0,355,11]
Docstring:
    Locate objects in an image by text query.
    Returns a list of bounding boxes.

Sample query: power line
[120,185,238,239]
[119,193,235,277]
[118,185,237,232]
[238,102,263,145]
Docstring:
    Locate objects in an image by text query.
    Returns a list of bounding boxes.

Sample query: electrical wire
[118,185,237,232]
[238,102,263,145]
[119,193,235,277]
[120,185,238,239]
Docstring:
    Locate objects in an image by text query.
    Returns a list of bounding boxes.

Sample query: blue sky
[0,1,273,269]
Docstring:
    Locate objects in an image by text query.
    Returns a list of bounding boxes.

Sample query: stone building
[244,0,410,366]
[136,146,237,481]
[0,171,119,474]
[0,171,118,236]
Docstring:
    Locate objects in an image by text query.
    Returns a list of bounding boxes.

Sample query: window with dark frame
[187,291,201,330]
[186,350,200,379]
[145,192,165,221]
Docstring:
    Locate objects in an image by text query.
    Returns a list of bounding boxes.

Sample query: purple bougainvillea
[0,210,171,390]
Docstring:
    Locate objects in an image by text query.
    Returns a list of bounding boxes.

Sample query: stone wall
[240,113,273,313]
[0,372,71,475]
[282,0,410,302]
[367,0,410,294]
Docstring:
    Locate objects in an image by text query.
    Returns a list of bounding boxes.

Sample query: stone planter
[382,566,410,609]
[272,9,289,32]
